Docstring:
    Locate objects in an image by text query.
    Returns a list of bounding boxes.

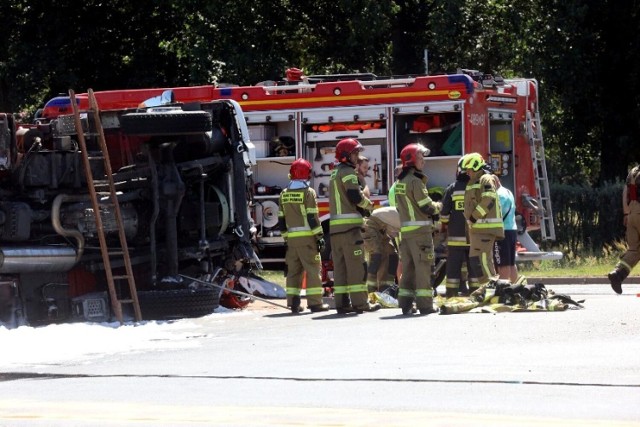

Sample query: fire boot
[445,287,458,298]
[459,280,469,296]
[335,294,356,314]
[354,302,382,313]
[418,299,439,315]
[608,267,629,294]
[290,296,304,314]
[401,303,417,315]
[309,303,330,312]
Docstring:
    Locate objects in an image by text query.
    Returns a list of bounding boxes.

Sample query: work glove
[316,237,326,253]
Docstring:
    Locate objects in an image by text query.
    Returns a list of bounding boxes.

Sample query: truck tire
[137,287,219,320]
[120,111,212,136]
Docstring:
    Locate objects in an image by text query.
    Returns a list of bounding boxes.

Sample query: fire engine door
[488,111,515,194]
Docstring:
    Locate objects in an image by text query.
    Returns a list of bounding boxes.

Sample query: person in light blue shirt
[492,175,518,282]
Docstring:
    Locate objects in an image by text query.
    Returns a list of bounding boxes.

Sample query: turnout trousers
[363,226,397,291]
[331,228,368,310]
[468,232,497,286]
[398,233,434,311]
[445,245,473,292]
[285,239,324,308]
[618,210,640,274]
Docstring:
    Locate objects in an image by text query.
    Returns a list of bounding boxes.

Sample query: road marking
[0,400,638,426]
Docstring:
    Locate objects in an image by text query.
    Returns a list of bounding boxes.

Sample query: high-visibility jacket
[395,169,439,237]
[329,162,373,234]
[440,175,469,247]
[464,172,504,239]
[278,181,322,241]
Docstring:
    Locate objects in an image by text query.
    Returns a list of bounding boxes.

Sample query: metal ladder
[69,89,142,323]
[526,108,556,241]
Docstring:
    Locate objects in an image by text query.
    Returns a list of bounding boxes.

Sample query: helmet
[456,156,466,174]
[289,158,312,180]
[335,138,363,163]
[460,152,486,172]
[400,143,430,168]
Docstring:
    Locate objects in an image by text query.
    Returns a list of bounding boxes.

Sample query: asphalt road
[0,283,639,427]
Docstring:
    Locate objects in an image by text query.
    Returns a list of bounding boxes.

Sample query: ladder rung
[118,299,135,304]
[108,250,124,256]
[112,275,132,281]
[87,156,105,161]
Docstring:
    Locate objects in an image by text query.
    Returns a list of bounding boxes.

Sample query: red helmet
[335,138,363,163]
[289,158,312,180]
[400,143,430,168]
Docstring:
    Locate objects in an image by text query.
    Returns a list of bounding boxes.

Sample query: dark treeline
[0,0,639,185]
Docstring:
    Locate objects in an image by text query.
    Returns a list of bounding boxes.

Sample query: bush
[550,181,626,255]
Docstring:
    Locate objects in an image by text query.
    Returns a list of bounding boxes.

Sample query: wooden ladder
[69,88,142,323]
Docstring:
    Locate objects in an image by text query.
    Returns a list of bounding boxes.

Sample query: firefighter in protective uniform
[440,155,478,297]
[329,138,380,314]
[395,143,441,315]
[363,206,400,293]
[462,153,504,292]
[608,164,640,294]
[278,159,330,313]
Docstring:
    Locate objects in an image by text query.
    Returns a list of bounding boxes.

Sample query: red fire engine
[215,69,561,263]
[40,68,562,264]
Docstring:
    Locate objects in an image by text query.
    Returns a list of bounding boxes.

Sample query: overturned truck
[0,94,257,327]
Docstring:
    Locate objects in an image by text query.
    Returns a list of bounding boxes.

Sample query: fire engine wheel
[137,287,219,320]
[120,111,212,136]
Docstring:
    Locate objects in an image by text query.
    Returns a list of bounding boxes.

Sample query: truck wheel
[120,111,212,136]
[137,287,219,320]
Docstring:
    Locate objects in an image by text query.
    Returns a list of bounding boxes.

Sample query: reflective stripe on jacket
[395,170,439,237]
[278,184,322,240]
[464,172,504,238]
[441,179,469,247]
[329,163,372,234]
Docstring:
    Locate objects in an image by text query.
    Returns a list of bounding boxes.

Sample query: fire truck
[0,91,258,328]
[217,69,562,264]
[38,68,562,267]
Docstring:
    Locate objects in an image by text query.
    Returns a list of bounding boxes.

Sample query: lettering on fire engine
[469,113,485,126]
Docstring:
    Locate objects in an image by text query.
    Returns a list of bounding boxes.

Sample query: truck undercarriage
[0,98,257,327]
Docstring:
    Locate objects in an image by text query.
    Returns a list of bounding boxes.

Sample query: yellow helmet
[460,152,486,172]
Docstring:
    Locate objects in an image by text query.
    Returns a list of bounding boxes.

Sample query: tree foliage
[0,0,638,184]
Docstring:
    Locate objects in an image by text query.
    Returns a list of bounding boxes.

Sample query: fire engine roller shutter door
[302,107,386,124]
[392,102,463,114]
[244,111,296,124]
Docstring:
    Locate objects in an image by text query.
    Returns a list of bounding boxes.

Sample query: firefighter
[440,156,478,298]
[329,138,380,314]
[363,206,400,293]
[278,158,330,313]
[462,153,504,293]
[356,155,371,198]
[608,164,640,294]
[395,143,440,315]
